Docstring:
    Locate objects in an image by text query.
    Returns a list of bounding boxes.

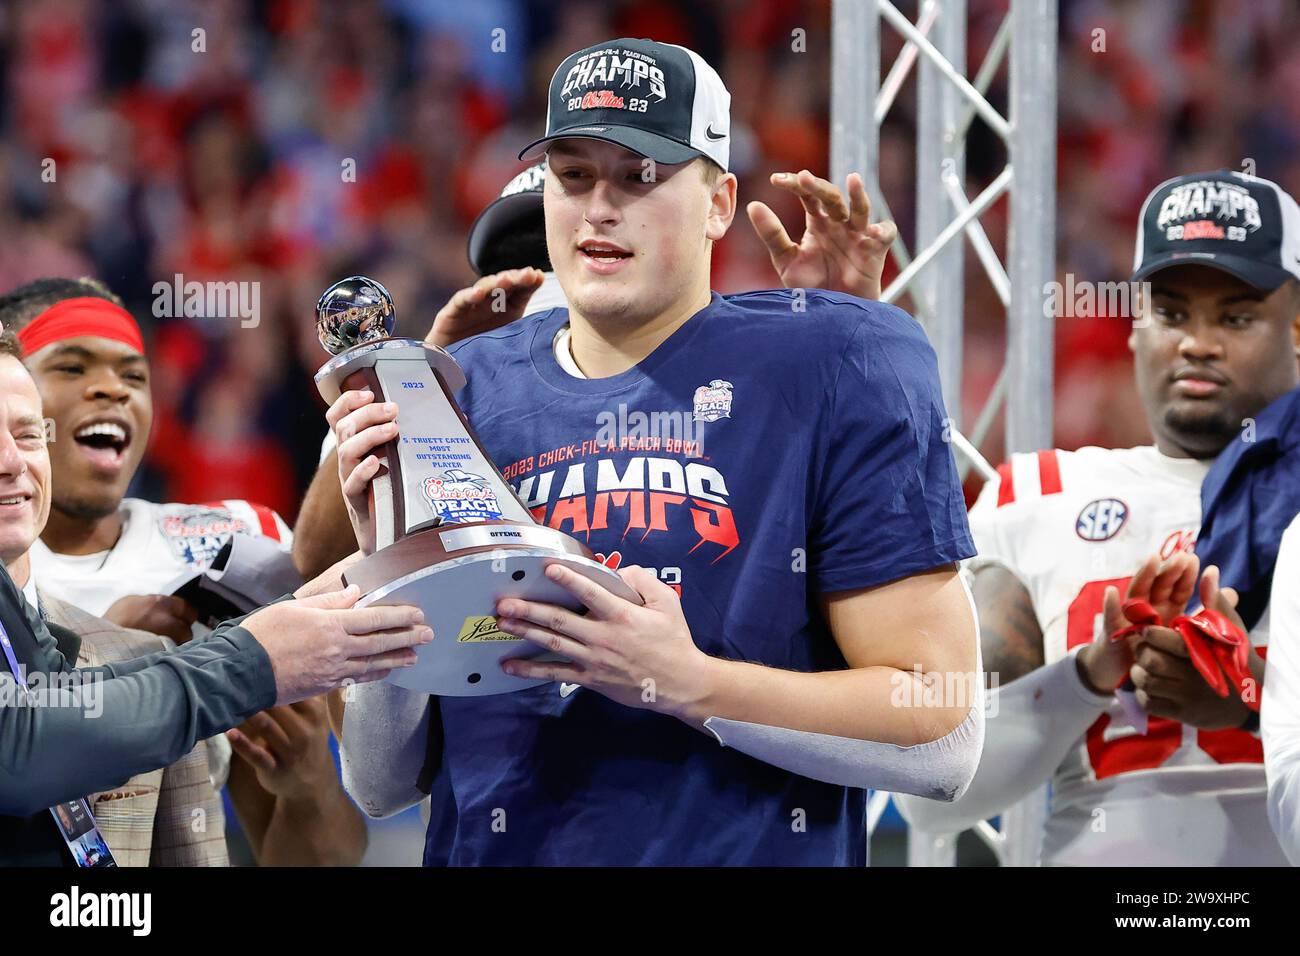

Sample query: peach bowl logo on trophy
[313,276,640,696]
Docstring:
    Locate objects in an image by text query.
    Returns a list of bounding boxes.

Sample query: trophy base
[345,537,640,696]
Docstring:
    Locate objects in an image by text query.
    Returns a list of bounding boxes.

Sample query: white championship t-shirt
[29,498,292,618]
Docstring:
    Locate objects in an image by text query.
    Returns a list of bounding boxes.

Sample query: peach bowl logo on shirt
[692,380,733,423]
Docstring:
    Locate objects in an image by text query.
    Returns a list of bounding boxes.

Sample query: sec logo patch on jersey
[1076,498,1128,541]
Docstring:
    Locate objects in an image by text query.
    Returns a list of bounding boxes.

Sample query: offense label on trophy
[439,524,570,552]
[457,616,522,643]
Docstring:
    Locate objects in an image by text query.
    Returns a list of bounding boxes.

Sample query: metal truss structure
[829,0,1058,866]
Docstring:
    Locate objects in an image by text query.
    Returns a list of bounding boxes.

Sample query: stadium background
[1,0,1296,863]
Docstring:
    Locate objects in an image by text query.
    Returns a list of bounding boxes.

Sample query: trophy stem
[316,339,533,548]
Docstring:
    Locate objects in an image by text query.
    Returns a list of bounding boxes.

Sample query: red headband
[16,297,144,357]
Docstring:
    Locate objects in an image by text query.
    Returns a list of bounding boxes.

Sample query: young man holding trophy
[323,38,983,866]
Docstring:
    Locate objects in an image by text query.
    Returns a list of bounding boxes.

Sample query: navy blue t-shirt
[425,289,974,865]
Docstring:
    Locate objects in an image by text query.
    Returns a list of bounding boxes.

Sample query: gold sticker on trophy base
[457,615,522,642]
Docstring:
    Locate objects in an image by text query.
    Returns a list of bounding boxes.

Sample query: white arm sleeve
[705,700,984,800]
[705,579,984,799]
[894,647,1112,832]
[339,680,433,819]
[1264,517,1300,865]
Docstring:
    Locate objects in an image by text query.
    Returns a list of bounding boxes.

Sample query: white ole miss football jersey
[970,444,1287,866]
[29,497,293,617]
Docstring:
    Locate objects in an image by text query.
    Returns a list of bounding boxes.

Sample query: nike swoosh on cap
[705,125,726,141]
[560,682,581,698]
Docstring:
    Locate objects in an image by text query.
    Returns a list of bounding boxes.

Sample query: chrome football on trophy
[313,276,640,696]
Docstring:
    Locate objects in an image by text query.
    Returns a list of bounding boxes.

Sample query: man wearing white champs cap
[517,40,734,172]
[329,37,983,866]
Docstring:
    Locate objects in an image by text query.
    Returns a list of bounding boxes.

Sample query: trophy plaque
[314,276,641,696]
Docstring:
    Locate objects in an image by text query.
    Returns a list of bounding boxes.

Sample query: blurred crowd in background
[0,0,1296,518]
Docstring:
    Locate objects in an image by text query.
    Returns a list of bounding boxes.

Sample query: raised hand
[746,170,898,301]
[425,268,547,349]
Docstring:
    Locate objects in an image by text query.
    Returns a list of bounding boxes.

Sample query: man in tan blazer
[38,591,228,866]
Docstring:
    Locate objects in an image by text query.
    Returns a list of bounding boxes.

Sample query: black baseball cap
[466,163,548,276]
[519,38,731,171]
[1131,170,1300,290]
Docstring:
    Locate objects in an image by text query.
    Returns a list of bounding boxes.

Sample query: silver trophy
[313,276,640,696]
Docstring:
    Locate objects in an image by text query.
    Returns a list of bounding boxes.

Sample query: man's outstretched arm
[0,562,431,815]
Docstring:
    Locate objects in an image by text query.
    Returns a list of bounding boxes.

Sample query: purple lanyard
[0,611,117,867]
[0,616,26,686]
